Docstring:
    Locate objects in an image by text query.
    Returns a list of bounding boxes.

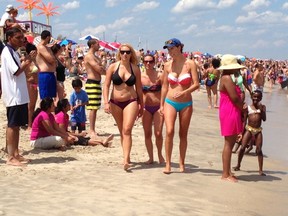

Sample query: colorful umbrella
[33,36,57,46]
[109,42,121,50]
[25,35,34,43]
[79,35,99,40]
[60,39,77,46]
[99,40,115,51]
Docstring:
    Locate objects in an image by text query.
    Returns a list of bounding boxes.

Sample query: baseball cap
[163,38,182,49]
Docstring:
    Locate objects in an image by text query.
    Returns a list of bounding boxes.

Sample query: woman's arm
[160,62,169,108]
[103,63,114,113]
[182,59,200,95]
[223,75,243,110]
[133,64,144,117]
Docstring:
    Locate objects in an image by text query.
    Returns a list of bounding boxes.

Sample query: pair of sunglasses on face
[120,50,131,55]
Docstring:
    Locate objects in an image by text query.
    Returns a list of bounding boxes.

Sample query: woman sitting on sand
[54,98,114,147]
[30,97,76,150]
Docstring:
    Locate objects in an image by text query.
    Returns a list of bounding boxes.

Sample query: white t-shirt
[1,45,29,107]
[0,12,12,27]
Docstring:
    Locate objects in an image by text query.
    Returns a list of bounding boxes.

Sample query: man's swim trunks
[85,79,102,110]
[38,72,57,99]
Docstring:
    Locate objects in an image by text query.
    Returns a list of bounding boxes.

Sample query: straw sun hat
[218,54,245,70]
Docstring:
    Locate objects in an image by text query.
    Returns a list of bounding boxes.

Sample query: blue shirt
[69,89,89,123]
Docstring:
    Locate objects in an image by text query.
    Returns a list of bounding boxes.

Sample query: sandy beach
[0,78,287,216]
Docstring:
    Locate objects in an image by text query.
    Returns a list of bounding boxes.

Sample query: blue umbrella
[60,39,77,46]
[79,35,99,40]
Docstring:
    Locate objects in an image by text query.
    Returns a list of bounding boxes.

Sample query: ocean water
[260,86,288,165]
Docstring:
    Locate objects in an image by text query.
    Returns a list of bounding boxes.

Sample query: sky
[1,0,288,60]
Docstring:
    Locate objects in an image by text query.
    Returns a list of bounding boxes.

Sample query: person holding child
[233,90,266,176]
[218,54,245,182]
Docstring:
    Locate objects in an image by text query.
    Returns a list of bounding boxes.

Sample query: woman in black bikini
[103,43,143,171]
[141,54,164,164]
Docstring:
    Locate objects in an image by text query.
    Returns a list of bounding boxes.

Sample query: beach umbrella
[33,35,57,47]
[109,42,121,50]
[79,34,99,40]
[60,39,77,46]
[192,51,202,56]
[203,52,213,58]
[99,40,116,51]
[236,55,246,62]
[214,54,222,58]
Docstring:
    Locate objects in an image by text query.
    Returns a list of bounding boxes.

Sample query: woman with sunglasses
[141,54,165,164]
[103,44,143,171]
[161,38,200,174]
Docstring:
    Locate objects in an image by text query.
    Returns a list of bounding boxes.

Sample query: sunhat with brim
[218,54,245,70]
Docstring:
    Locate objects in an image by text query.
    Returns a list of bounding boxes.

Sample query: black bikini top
[111,63,136,86]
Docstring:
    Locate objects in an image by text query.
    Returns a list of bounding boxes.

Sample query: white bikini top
[248,105,261,115]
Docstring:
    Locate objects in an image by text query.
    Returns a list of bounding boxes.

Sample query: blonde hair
[116,43,138,65]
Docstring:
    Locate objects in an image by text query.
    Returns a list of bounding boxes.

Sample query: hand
[29,50,37,59]
[104,103,110,114]
[173,91,184,99]
[137,105,143,118]
[159,106,164,116]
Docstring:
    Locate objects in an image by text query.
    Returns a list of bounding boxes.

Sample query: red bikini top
[168,73,191,86]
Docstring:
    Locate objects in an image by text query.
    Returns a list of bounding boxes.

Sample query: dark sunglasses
[120,50,131,55]
[144,60,155,63]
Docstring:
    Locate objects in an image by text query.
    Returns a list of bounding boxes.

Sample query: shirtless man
[234,90,266,176]
[84,39,105,138]
[252,62,265,92]
[36,30,57,99]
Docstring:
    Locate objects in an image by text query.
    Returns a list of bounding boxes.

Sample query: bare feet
[208,105,212,109]
[163,165,171,174]
[145,159,154,165]
[179,165,185,173]
[6,156,26,166]
[16,155,31,164]
[233,166,240,171]
[124,163,131,171]
[158,156,165,164]
[213,105,219,109]
[221,175,238,183]
[102,134,114,147]
[259,171,266,176]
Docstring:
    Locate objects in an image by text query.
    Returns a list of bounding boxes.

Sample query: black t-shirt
[56,59,66,82]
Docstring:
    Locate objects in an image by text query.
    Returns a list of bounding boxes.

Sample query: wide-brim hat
[218,54,245,70]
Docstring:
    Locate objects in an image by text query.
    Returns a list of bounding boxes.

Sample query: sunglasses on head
[144,60,155,63]
[120,50,131,55]
[165,40,173,45]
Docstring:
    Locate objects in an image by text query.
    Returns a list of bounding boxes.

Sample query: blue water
[258,87,288,165]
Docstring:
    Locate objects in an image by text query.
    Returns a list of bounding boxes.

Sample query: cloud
[105,0,127,7]
[179,24,198,34]
[236,11,286,24]
[81,17,134,36]
[242,0,270,11]
[86,14,96,20]
[62,1,80,10]
[171,0,237,13]
[172,0,216,13]
[273,40,286,47]
[251,39,269,48]
[55,22,78,30]
[17,12,29,21]
[283,2,288,9]
[217,0,237,9]
[132,1,160,12]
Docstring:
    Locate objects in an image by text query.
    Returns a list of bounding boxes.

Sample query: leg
[88,109,97,138]
[142,109,154,164]
[121,101,138,170]
[255,132,266,176]
[6,126,23,166]
[211,84,218,108]
[153,111,164,164]
[27,84,38,129]
[178,105,193,172]
[163,102,177,174]
[222,135,237,181]
[206,86,212,108]
[234,131,251,171]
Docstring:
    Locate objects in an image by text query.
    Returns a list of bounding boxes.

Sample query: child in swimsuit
[234,90,267,176]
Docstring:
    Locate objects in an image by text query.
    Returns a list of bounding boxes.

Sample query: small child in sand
[233,90,266,176]
[55,98,113,147]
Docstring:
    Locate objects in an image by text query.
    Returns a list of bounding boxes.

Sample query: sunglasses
[165,40,173,45]
[120,50,131,55]
[144,60,155,63]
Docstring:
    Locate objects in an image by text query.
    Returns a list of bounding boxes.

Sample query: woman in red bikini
[161,38,199,174]
[103,43,143,171]
[141,54,164,164]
